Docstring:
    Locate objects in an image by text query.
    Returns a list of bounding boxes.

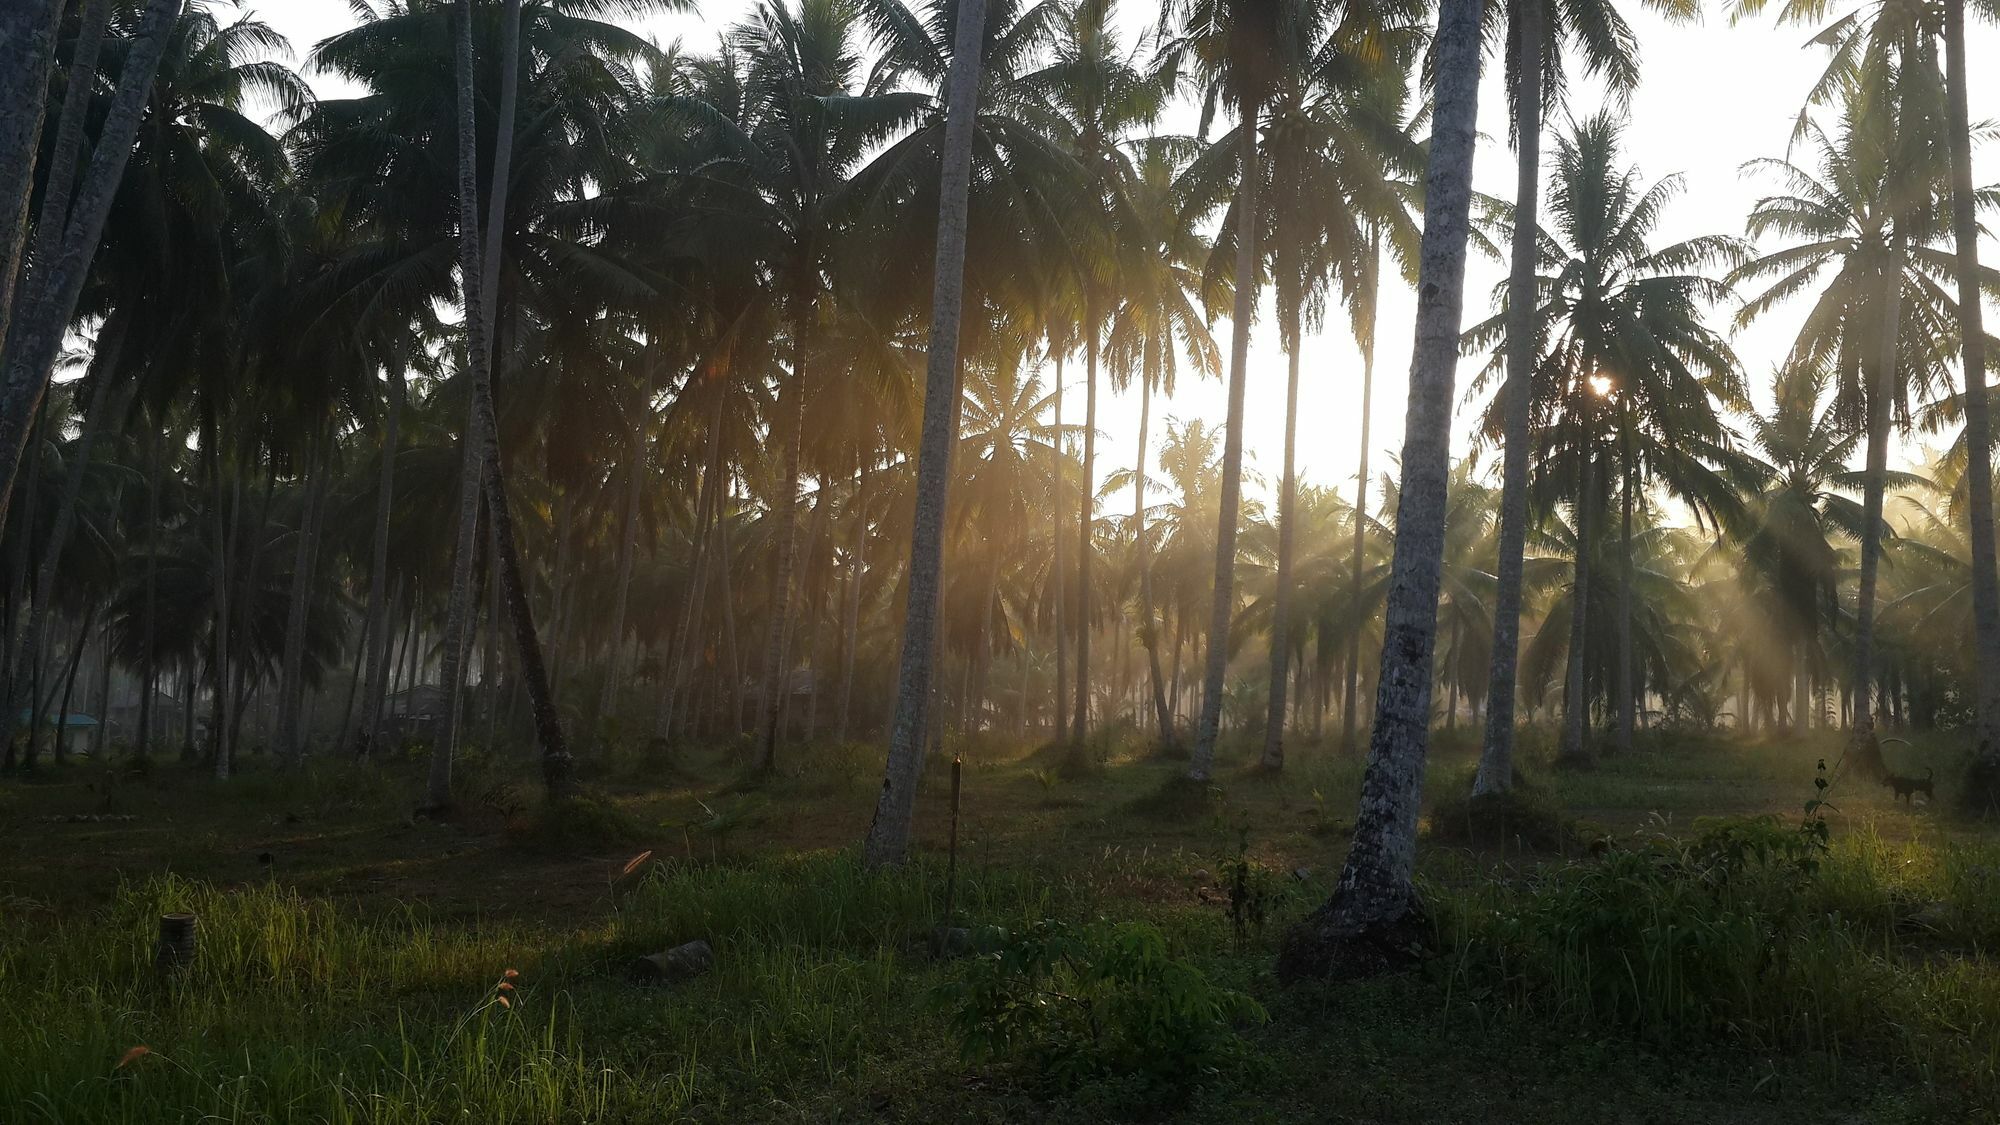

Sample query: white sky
[254,0,2000,505]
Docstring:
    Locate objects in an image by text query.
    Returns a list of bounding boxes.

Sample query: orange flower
[497,981,514,992]
[116,1046,151,1069]
[495,995,511,1009]
[620,850,654,878]
[503,968,520,980]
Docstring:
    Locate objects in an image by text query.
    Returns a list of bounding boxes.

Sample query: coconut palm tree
[864,0,991,868]
[1278,0,1484,977]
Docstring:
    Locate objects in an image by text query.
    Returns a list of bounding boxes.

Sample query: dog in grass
[1881,767,1934,805]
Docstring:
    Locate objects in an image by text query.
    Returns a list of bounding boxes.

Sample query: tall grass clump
[1434,815,2000,1106]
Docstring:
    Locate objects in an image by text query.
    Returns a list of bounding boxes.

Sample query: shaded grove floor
[0,729,1988,1123]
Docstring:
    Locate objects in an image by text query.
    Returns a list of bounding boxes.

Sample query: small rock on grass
[631,940,714,983]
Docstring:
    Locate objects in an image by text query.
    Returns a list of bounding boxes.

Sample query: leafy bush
[938,919,1265,1097]
[509,793,653,854]
[1427,772,1600,854]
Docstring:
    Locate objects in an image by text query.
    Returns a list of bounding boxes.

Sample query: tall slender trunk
[9,0,105,350]
[1052,353,1068,742]
[1474,0,1543,792]
[277,430,329,762]
[836,458,867,742]
[1073,306,1098,737]
[207,431,234,781]
[1263,323,1302,769]
[1851,237,1902,744]
[0,0,181,528]
[757,264,817,773]
[356,354,405,753]
[52,606,93,764]
[861,0,987,867]
[663,388,726,741]
[1946,0,2000,804]
[1189,113,1262,782]
[1341,234,1381,753]
[1135,358,1171,744]
[597,419,647,738]
[1559,435,1596,762]
[1281,0,1483,973]
[1615,415,1634,754]
[138,425,161,760]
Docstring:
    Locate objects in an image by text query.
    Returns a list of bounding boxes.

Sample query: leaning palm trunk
[1946,0,2000,809]
[1262,331,1302,769]
[860,0,988,868]
[1558,436,1596,763]
[1340,239,1380,753]
[0,0,181,529]
[1188,115,1262,783]
[12,0,107,345]
[0,0,61,345]
[1278,0,1482,977]
[356,353,406,754]
[1135,358,1172,745]
[1474,0,1543,794]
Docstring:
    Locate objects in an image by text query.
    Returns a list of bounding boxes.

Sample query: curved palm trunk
[1135,360,1172,745]
[1558,437,1596,763]
[1263,330,1302,769]
[10,0,106,345]
[1073,311,1098,737]
[1188,114,1261,782]
[1279,0,1482,975]
[1946,0,2000,807]
[1474,0,1543,794]
[861,0,987,867]
[0,0,181,528]
[1341,235,1380,752]
[437,0,569,805]
[356,354,405,754]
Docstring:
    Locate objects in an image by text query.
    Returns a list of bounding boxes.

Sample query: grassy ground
[0,725,1993,1123]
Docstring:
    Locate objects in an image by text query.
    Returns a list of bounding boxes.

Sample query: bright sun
[1588,373,1615,397]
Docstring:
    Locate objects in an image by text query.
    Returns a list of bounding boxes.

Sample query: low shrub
[1427,772,1600,854]
[938,918,1265,1100]
[510,793,655,854]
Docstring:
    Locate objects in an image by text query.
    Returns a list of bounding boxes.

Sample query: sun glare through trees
[4,0,2000,1120]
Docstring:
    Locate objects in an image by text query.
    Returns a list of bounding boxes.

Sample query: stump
[155,913,197,975]
[631,940,713,983]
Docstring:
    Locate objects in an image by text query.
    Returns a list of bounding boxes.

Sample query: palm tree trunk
[861,0,987,868]
[1263,327,1303,769]
[1559,437,1596,763]
[756,262,815,773]
[53,606,93,765]
[1474,0,1543,793]
[1135,360,1172,745]
[0,0,181,528]
[837,458,868,742]
[207,433,234,781]
[138,424,161,760]
[1053,353,1068,742]
[1189,111,1262,783]
[0,1,62,345]
[596,419,647,739]
[276,432,328,763]
[1945,0,2000,807]
[9,0,105,345]
[1616,415,1634,754]
[1074,305,1098,737]
[1341,235,1380,754]
[356,353,405,754]
[1849,234,1901,746]
[1278,0,1482,975]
